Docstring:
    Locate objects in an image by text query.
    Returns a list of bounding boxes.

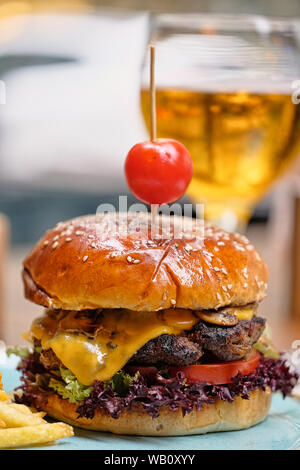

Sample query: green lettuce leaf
[107,370,139,396]
[48,368,140,403]
[254,325,280,359]
[49,368,92,404]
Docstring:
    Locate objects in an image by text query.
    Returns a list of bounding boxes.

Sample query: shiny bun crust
[23,213,268,311]
[41,389,271,436]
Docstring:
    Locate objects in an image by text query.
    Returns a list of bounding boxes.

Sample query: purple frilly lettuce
[15,351,298,420]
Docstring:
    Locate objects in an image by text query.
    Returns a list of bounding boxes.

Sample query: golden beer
[141,88,300,225]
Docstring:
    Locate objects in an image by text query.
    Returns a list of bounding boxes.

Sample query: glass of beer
[140,14,300,231]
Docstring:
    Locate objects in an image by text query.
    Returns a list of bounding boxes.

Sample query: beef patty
[130,334,203,366]
[130,316,265,365]
[187,316,265,361]
[38,316,265,371]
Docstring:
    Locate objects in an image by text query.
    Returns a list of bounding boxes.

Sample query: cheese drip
[31,306,255,386]
[234,307,254,321]
[31,309,199,386]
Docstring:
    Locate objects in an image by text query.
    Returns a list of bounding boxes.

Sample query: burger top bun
[23,213,268,312]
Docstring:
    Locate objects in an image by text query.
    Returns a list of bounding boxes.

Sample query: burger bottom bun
[44,389,272,436]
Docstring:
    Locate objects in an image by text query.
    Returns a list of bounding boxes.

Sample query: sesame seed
[90,242,97,248]
[234,244,245,252]
[227,284,232,289]
[242,267,248,279]
[82,255,88,262]
[243,283,248,288]
[217,241,225,246]
[88,234,94,239]
[75,230,84,236]
[53,235,59,241]
[170,299,176,305]
[43,240,49,246]
[185,244,193,252]
[203,250,214,258]
[52,241,59,249]
[65,237,72,242]
[127,256,133,263]
[133,259,141,264]
[216,293,222,301]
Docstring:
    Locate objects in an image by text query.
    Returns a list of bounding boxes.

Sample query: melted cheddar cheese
[234,308,254,321]
[31,306,255,386]
[31,309,199,386]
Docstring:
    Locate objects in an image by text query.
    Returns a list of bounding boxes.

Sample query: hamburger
[15,212,297,435]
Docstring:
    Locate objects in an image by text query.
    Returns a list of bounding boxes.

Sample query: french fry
[0,390,9,401]
[0,402,45,427]
[0,418,6,428]
[0,373,9,400]
[0,422,74,449]
[8,403,33,415]
[0,373,74,448]
[33,410,46,418]
[8,403,46,418]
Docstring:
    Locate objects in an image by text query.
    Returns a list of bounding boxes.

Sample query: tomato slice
[170,350,260,385]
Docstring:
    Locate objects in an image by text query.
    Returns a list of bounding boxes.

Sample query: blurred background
[1,0,300,348]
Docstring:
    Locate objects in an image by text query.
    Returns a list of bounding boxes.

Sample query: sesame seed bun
[40,388,272,436]
[22,213,268,311]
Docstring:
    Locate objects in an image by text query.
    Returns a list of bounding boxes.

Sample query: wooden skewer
[150,44,156,142]
[149,44,158,230]
[151,204,159,232]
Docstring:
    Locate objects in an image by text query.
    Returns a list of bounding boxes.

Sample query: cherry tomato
[124,138,193,204]
[170,350,260,385]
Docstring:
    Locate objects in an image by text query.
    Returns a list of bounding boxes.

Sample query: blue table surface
[2,368,300,450]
